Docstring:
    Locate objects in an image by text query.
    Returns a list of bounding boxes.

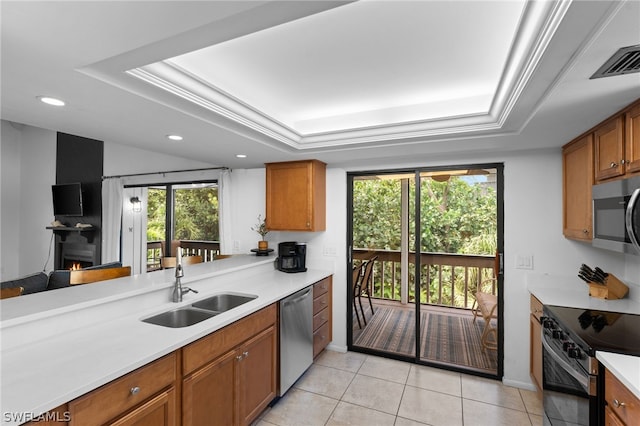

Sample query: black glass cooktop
[545,305,640,357]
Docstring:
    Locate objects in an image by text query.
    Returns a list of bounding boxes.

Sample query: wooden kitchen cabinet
[563,134,594,241]
[312,276,332,358]
[593,99,640,182]
[265,159,326,231]
[594,116,625,182]
[181,304,277,426]
[68,353,178,426]
[22,404,69,425]
[529,294,543,393]
[625,103,640,175]
[604,368,640,426]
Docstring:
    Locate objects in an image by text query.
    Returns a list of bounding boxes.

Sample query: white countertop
[528,273,640,404]
[0,255,333,426]
[527,273,640,315]
[597,351,640,400]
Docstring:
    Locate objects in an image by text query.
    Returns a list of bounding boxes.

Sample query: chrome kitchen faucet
[172,249,198,302]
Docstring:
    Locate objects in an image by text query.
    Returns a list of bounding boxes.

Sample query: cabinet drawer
[530,294,543,322]
[313,292,329,315]
[183,304,277,375]
[69,352,177,426]
[313,321,330,358]
[313,277,330,298]
[313,307,329,331]
[605,369,640,425]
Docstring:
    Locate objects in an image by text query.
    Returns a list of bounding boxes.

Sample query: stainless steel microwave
[592,175,640,255]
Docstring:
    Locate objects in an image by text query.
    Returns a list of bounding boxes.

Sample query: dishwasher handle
[282,288,312,307]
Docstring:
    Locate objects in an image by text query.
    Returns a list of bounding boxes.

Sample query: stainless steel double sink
[142,293,257,328]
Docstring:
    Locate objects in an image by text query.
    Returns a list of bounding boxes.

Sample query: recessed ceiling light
[167,134,183,141]
[37,96,65,107]
[236,154,247,158]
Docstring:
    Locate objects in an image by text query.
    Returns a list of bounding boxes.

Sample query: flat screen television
[52,182,84,216]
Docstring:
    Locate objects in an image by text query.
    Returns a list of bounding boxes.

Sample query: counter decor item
[577,264,629,300]
[251,214,270,251]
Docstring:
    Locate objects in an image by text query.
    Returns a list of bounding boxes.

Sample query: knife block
[588,274,629,300]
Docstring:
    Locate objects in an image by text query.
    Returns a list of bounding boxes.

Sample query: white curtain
[102,177,123,263]
[219,169,233,254]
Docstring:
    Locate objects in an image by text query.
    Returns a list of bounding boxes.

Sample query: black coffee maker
[276,242,307,273]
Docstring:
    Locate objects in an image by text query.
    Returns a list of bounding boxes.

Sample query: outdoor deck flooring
[352,299,498,375]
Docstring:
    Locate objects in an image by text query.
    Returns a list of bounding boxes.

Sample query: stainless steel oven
[541,311,599,425]
[541,305,640,426]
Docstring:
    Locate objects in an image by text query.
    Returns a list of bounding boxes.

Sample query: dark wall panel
[54,133,103,268]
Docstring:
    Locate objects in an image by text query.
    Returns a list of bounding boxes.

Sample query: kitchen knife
[577,273,591,283]
[580,264,594,277]
[594,267,608,281]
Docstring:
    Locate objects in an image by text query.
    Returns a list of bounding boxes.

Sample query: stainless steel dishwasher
[279,285,313,396]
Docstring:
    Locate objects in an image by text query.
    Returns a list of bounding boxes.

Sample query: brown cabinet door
[594,116,625,181]
[237,326,278,426]
[625,104,640,175]
[529,313,542,393]
[604,406,626,426]
[68,353,177,426]
[110,388,177,426]
[182,350,237,426]
[563,135,594,240]
[265,160,326,231]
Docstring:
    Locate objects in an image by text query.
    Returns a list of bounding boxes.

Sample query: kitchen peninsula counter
[0,255,333,426]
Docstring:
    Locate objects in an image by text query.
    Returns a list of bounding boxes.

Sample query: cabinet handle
[613,399,626,408]
[236,351,249,361]
[130,386,140,396]
[583,229,589,234]
[610,162,618,168]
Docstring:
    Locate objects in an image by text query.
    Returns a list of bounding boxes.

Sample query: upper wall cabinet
[625,103,640,175]
[265,160,326,232]
[562,98,640,242]
[594,116,625,181]
[594,100,640,183]
[563,134,594,241]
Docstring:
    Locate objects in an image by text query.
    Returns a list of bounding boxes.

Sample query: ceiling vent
[591,45,640,79]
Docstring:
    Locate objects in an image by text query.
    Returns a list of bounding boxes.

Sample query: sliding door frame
[347,163,504,380]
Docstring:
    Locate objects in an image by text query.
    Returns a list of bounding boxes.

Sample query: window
[145,182,219,269]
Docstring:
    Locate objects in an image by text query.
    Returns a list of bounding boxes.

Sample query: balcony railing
[147,240,221,271]
[353,249,496,310]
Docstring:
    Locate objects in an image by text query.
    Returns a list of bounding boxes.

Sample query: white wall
[0,121,56,279]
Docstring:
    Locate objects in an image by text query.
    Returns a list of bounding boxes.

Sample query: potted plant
[252,214,269,251]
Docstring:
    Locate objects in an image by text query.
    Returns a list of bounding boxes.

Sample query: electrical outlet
[233,240,240,253]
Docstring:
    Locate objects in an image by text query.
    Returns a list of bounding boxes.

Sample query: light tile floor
[255,350,543,426]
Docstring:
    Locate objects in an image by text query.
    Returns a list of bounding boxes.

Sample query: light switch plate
[515,254,534,270]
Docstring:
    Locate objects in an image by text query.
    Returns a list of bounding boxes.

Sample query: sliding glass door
[348,164,503,378]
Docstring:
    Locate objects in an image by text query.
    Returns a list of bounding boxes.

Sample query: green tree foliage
[353,176,496,255]
[147,186,219,242]
[147,188,166,241]
[353,175,497,308]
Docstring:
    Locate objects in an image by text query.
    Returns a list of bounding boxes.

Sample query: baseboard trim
[502,377,537,391]
[326,343,347,353]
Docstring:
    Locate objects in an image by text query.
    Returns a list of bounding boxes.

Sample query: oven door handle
[541,330,589,393]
